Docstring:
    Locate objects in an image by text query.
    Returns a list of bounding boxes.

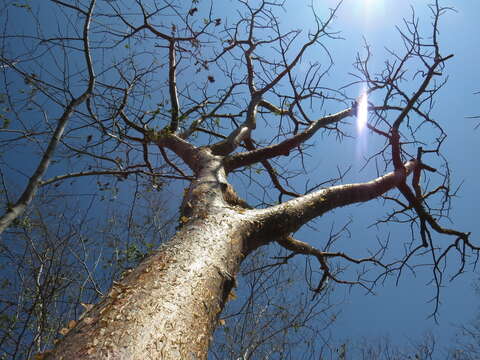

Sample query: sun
[363,0,382,6]
[354,0,386,26]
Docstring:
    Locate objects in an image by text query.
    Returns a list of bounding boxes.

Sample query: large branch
[155,134,202,174]
[255,160,417,238]
[119,106,201,176]
[224,107,352,172]
[210,95,261,156]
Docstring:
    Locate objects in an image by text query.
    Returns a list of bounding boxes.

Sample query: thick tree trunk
[46,154,416,359]
[47,208,252,359]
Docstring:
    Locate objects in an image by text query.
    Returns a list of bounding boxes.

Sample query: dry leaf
[81,302,94,312]
[33,351,52,360]
[227,290,237,301]
[83,317,94,325]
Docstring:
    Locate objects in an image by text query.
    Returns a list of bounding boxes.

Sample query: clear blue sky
[214,0,480,356]
[176,0,480,357]
[277,0,480,355]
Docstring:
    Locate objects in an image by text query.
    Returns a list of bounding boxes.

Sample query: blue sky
[179,0,480,356]
[215,0,480,355]
[280,0,480,354]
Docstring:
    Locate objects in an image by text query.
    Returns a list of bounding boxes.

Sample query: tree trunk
[46,153,418,359]
[47,207,252,359]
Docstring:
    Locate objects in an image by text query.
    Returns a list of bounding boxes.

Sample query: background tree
[0,0,476,359]
[0,187,337,359]
[352,333,437,360]
[0,183,176,359]
[447,279,480,360]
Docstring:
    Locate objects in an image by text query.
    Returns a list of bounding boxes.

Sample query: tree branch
[0,0,97,236]
[256,160,418,237]
[224,107,353,172]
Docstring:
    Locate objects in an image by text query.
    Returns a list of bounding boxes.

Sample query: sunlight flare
[357,90,368,132]
[356,0,386,29]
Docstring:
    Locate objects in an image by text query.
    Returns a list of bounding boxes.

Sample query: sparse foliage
[0,0,476,358]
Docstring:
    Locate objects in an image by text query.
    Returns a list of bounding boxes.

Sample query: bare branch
[0,0,97,236]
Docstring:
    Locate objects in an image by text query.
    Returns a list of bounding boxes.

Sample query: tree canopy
[0,0,478,358]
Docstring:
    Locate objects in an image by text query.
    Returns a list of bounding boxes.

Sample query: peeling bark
[48,208,253,359]
[47,159,417,359]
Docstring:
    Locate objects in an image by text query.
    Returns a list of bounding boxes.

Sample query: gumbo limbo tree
[0,0,476,358]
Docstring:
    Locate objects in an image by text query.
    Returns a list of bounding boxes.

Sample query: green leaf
[12,2,31,10]
[0,116,10,129]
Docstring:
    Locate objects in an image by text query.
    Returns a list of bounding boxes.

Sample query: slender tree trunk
[48,207,252,359]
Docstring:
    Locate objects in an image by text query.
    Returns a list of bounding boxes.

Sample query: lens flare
[357,91,368,132]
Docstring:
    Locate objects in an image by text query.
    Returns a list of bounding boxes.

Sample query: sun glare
[355,0,386,28]
[363,0,382,8]
[357,91,368,132]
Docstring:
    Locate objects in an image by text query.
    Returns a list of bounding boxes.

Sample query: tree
[0,0,476,358]
[0,181,176,358]
[448,279,480,360]
[353,333,437,360]
[210,242,340,360]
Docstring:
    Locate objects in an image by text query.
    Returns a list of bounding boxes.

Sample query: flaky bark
[48,209,251,359]
[47,157,416,359]
[3,0,470,357]
[47,222,237,358]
